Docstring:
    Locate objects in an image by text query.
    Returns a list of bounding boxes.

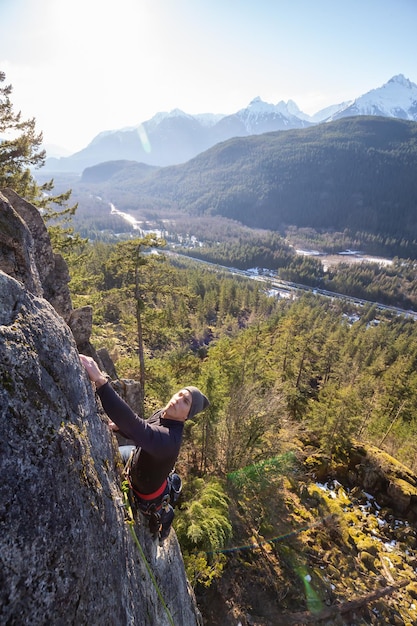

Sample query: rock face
[0,190,44,297]
[0,192,201,625]
[1,188,73,321]
[1,189,96,356]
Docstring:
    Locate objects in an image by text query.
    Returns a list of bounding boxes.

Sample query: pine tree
[0,70,79,251]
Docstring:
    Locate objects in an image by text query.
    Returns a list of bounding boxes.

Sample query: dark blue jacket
[97,383,184,494]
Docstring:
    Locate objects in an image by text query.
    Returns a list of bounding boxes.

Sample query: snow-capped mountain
[309,101,353,123]
[42,74,417,173]
[234,97,312,133]
[328,74,417,121]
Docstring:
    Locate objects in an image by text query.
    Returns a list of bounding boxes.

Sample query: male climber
[79,354,209,540]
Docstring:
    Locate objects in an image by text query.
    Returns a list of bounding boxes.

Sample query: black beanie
[185,386,209,419]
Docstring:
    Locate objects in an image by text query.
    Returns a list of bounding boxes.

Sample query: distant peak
[287,98,300,108]
[168,108,189,117]
[247,97,288,112]
[387,74,413,88]
[285,100,303,115]
[245,97,277,114]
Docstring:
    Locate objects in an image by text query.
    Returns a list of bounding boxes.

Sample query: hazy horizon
[1,0,416,152]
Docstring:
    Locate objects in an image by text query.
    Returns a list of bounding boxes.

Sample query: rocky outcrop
[1,188,73,321]
[0,192,201,625]
[304,443,417,522]
[0,190,43,297]
[1,189,96,356]
[357,446,417,520]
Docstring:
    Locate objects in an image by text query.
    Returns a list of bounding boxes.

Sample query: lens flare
[136,124,151,153]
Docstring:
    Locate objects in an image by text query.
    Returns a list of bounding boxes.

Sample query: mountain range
[72,116,417,258]
[43,74,417,173]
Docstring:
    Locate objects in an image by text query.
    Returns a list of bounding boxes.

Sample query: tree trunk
[136,300,145,416]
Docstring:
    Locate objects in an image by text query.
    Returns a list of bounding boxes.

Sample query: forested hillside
[66,239,417,624]
[68,241,417,472]
[64,117,417,256]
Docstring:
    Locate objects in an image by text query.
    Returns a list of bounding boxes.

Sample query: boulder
[1,188,73,321]
[0,189,92,352]
[0,190,43,297]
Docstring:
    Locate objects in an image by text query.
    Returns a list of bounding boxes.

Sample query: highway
[168,251,417,321]
[109,202,417,322]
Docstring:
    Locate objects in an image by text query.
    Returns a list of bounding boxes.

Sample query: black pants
[119,445,175,540]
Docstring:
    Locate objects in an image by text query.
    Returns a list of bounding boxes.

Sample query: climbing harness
[123,450,182,541]
[121,481,176,626]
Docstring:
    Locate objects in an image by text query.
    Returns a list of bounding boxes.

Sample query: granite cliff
[0,190,201,625]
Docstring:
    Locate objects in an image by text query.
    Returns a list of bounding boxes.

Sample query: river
[108,202,416,318]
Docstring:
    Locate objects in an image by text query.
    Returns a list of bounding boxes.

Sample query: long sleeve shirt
[97,382,184,495]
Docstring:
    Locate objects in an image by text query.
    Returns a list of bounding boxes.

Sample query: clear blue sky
[1,0,416,152]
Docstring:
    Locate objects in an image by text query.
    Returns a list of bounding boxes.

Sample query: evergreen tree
[0,70,45,197]
[102,235,167,405]
[0,70,79,251]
